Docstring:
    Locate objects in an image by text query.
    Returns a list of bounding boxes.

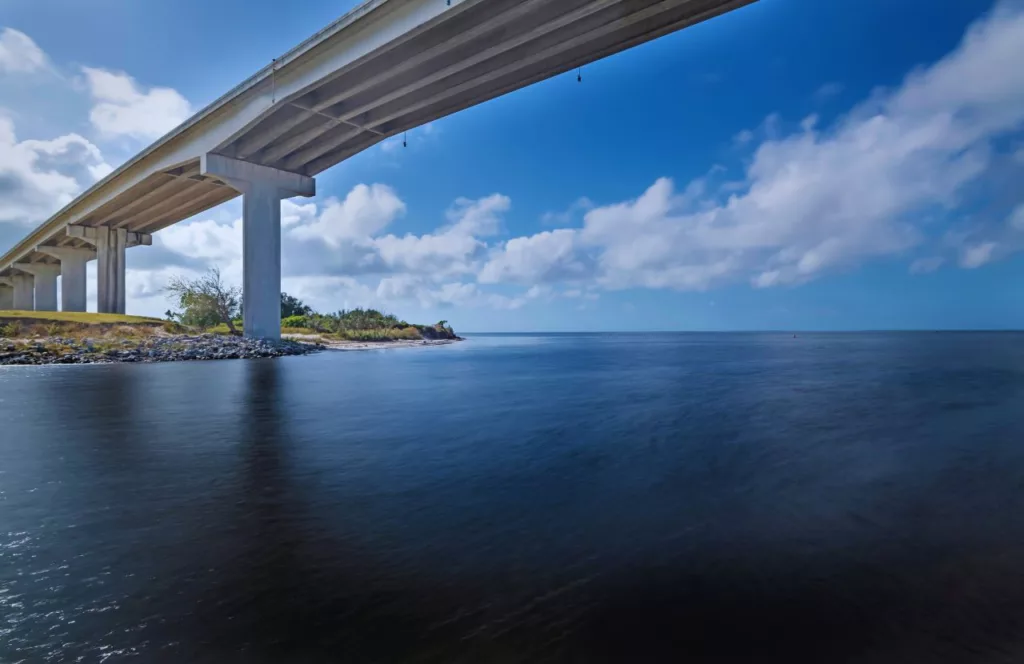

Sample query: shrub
[281,315,308,329]
[336,326,423,342]
[0,321,22,338]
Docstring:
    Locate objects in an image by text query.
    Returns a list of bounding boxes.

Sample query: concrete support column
[96,229,127,314]
[241,184,284,339]
[201,153,315,340]
[37,246,97,312]
[0,280,13,310]
[67,226,151,314]
[11,274,34,310]
[16,264,61,311]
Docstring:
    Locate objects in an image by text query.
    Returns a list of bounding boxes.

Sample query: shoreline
[284,334,461,352]
[0,334,462,366]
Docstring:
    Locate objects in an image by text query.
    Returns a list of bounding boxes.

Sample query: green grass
[204,322,426,342]
[335,326,423,342]
[0,310,165,325]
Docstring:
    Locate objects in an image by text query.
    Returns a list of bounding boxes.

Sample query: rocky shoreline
[0,334,323,366]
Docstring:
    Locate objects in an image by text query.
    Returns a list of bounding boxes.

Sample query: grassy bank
[0,309,459,346]
[0,311,167,326]
[0,310,180,341]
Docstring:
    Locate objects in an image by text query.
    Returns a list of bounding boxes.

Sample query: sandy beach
[284,334,461,351]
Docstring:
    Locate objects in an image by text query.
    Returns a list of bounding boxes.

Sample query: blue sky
[1,0,1022,330]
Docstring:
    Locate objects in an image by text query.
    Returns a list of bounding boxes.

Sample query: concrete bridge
[0,0,754,338]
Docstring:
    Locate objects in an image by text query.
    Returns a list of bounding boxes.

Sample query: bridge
[0,0,754,338]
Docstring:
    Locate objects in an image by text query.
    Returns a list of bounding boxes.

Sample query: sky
[1,0,1023,331]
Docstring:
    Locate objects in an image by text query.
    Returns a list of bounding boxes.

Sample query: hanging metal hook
[403,131,408,148]
[271,58,278,104]
[577,66,582,83]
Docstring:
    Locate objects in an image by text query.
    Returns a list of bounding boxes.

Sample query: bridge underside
[0,0,754,330]
[219,0,751,176]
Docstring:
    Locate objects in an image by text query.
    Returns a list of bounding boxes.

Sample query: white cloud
[444,194,509,236]
[82,67,192,140]
[0,28,47,74]
[0,114,112,227]
[478,229,588,284]
[960,241,997,268]
[281,199,317,228]
[290,184,405,246]
[909,256,945,274]
[159,218,243,266]
[133,187,519,315]
[1009,203,1024,230]
[541,196,593,225]
[490,2,1024,291]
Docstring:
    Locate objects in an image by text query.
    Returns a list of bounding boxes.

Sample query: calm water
[2,332,1024,663]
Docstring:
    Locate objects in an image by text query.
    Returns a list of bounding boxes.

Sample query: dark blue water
[2,332,1024,663]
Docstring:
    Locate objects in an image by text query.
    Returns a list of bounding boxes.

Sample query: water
[1,332,1023,663]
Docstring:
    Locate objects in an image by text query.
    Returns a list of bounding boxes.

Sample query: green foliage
[0,321,21,338]
[165,268,240,333]
[337,326,422,342]
[280,293,312,319]
[160,268,457,342]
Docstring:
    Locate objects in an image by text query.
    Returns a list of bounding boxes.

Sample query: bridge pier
[201,154,315,340]
[10,274,34,310]
[67,227,151,314]
[16,264,61,311]
[36,247,96,313]
[0,279,13,310]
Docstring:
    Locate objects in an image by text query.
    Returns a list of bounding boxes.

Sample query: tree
[165,268,241,334]
[281,292,312,318]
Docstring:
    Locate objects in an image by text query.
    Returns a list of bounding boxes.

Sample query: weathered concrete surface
[37,246,96,313]
[12,274,34,311]
[202,154,315,340]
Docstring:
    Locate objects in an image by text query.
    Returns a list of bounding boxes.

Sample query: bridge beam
[201,153,315,340]
[16,264,61,312]
[36,246,97,312]
[68,226,152,314]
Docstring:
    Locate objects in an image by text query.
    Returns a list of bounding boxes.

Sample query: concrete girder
[306,0,748,173]
[271,0,604,168]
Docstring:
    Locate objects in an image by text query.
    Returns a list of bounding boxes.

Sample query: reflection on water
[2,333,1024,663]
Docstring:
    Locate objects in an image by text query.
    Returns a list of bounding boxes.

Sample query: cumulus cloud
[0,28,47,74]
[478,229,589,284]
[290,184,405,246]
[482,2,1024,291]
[130,186,519,314]
[82,67,192,140]
[444,194,509,236]
[0,114,112,227]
